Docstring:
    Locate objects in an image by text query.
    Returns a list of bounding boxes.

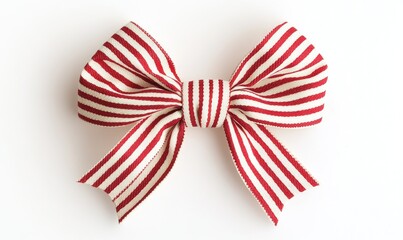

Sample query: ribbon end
[78,177,125,223]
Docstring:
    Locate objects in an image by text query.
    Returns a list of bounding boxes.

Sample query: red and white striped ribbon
[77,21,327,225]
[182,79,230,128]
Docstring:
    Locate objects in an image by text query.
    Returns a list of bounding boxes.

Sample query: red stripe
[212,81,223,127]
[230,114,306,191]
[198,80,204,126]
[117,123,185,221]
[230,22,287,88]
[104,117,180,193]
[248,117,323,128]
[259,125,318,187]
[206,80,213,127]
[236,27,297,86]
[188,81,197,126]
[91,110,177,187]
[224,120,279,224]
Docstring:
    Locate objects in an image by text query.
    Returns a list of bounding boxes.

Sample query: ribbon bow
[78,21,327,225]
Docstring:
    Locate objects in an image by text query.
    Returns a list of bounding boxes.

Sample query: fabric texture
[77,21,327,225]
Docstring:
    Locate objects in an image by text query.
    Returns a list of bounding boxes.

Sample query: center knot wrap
[182,79,230,128]
[77,21,328,225]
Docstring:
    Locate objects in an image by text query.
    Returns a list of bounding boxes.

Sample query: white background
[1,0,402,239]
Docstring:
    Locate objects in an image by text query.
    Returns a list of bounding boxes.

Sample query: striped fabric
[77,21,327,225]
[182,79,230,128]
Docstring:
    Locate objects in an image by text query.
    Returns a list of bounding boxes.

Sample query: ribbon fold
[77,21,327,225]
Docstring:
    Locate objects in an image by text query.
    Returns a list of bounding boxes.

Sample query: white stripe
[201,80,210,127]
[130,90,181,100]
[181,81,192,127]
[238,109,323,125]
[209,80,219,127]
[230,94,324,112]
[192,81,200,126]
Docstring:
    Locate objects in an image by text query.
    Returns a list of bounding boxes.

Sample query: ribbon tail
[78,108,184,222]
[223,111,318,225]
[114,121,185,222]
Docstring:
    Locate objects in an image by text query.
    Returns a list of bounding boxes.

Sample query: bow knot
[182,79,230,128]
[78,21,327,225]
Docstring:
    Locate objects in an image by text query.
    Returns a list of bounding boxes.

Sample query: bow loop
[94,22,181,93]
[228,22,327,128]
[78,60,182,127]
[78,21,185,127]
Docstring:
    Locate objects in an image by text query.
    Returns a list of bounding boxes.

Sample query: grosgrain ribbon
[77,21,327,225]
